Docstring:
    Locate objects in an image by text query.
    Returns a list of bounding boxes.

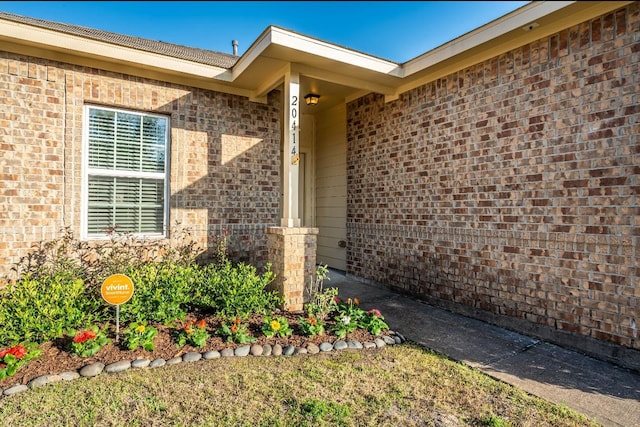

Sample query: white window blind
[84,106,169,238]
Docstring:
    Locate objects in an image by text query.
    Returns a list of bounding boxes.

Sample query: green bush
[119,262,200,325]
[3,228,284,344]
[195,261,281,319]
[0,272,101,345]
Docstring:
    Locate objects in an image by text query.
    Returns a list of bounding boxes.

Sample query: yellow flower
[270,320,281,331]
[135,325,146,333]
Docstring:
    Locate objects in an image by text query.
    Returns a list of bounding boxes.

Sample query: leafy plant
[331,297,365,339]
[334,297,365,323]
[217,318,256,344]
[0,273,101,346]
[175,319,209,348]
[12,227,84,281]
[262,315,293,338]
[331,314,359,339]
[305,263,331,302]
[68,325,111,358]
[362,309,389,335]
[120,262,197,324]
[195,261,281,319]
[14,224,202,289]
[122,321,158,351]
[0,343,42,380]
[298,316,325,337]
[304,287,338,322]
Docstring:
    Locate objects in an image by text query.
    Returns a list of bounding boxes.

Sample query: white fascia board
[0,19,232,81]
[269,27,402,77]
[231,27,274,81]
[403,1,575,77]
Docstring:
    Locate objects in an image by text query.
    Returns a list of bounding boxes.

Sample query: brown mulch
[0,311,379,390]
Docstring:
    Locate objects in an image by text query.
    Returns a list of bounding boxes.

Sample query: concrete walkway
[331,270,640,427]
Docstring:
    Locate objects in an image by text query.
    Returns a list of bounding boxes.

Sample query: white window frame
[81,105,170,240]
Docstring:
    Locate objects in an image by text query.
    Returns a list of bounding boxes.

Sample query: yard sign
[101,274,134,342]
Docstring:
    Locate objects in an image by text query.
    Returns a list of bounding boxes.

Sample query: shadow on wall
[162,89,282,267]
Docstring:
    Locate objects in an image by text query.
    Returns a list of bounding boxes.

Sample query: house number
[290,95,299,165]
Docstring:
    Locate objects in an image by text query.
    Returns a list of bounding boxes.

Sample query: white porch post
[281,68,301,227]
[266,66,318,312]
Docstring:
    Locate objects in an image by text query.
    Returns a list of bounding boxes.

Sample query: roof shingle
[0,11,239,69]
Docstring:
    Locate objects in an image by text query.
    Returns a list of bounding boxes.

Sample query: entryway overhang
[0,1,631,111]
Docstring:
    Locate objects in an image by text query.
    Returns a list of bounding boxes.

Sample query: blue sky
[0,1,530,62]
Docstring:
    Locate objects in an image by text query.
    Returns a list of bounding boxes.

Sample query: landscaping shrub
[194,261,281,319]
[119,262,200,324]
[2,227,284,344]
[0,272,101,345]
[12,228,84,282]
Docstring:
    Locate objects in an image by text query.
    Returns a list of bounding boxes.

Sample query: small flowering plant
[331,313,360,339]
[334,297,366,323]
[331,297,366,339]
[362,309,389,335]
[175,319,209,348]
[0,343,42,380]
[122,321,158,351]
[298,315,325,337]
[262,315,293,339]
[217,317,255,344]
[68,325,111,358]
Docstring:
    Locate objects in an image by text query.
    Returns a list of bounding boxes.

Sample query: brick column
[266,226,319,311]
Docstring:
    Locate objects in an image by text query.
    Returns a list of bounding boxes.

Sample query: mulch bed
[0,311,379,390]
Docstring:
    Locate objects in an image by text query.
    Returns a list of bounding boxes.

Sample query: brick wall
[0,53,281,280]
[347,3,639,362]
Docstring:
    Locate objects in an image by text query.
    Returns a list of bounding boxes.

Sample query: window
[83,106,169,238]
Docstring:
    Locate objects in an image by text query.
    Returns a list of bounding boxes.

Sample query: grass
[0,344,599,427]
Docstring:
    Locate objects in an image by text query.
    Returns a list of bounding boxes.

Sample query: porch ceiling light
[304,93,320,106]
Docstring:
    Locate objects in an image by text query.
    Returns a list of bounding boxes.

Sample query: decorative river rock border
[0,331,406,399]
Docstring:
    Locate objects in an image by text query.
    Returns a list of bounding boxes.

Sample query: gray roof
[0,11,239,69]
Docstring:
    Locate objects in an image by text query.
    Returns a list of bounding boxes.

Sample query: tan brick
[346,3,639,350]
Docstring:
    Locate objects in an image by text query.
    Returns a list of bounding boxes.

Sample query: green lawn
[0,344,598,427]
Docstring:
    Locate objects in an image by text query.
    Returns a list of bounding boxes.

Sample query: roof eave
[0,1,633,102]
[0,16,257,96]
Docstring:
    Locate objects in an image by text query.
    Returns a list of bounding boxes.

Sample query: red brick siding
[347,4,639,350]
[0,54,281,279]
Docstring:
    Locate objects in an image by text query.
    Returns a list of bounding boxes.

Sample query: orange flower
[8,345,27,359]
[73,330,97,343]
[235,318,241,325]
[230,324,238,333]
[0,345,27,359]
[353,297,360,305]
[307,317,317,326]
[197,319,206,329]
